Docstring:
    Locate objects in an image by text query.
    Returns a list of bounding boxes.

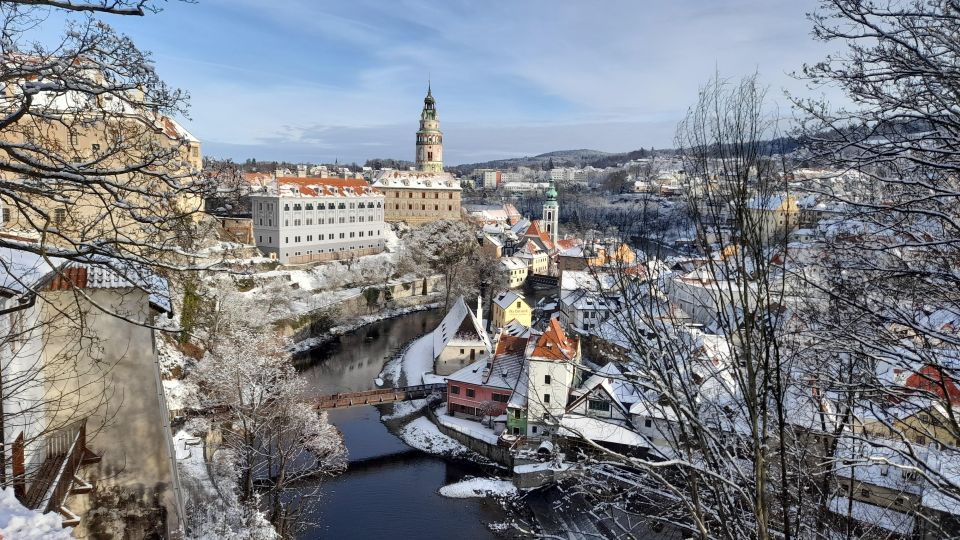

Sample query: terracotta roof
[556,238,582,251]
[45,266,86,290]
[905,365,960,405]
[276,176,379,197]
[494,333,528,356]
[529,319,577,362]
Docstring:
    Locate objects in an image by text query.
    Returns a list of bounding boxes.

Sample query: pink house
[446,334,526,419]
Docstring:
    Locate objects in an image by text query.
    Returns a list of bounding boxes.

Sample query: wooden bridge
[312,383,446,410]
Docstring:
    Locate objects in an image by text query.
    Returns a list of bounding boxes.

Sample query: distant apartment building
[251,177,385,265]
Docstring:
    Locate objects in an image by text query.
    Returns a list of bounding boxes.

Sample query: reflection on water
[298,310,443,395]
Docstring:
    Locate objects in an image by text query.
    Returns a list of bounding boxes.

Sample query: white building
[432,296,492,376]
[251,177,385,265]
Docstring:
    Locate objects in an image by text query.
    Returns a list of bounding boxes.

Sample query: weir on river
[293,310,514,540]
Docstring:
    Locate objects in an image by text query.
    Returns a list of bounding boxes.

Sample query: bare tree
[195,298,346,537]
[400,219,478,311]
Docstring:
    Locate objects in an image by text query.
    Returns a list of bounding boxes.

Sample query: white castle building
[251,176,385,264]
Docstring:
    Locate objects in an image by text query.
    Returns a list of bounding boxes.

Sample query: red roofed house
[250,176,385,264]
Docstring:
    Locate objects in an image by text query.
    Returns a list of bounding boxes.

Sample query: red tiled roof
[277,176,379,197]
[530,319,577,361]
[495,333,528,356]
[46,267,87,290]
[905,365,960,405]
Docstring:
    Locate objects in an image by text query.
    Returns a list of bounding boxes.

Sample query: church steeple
[416,82,443,173]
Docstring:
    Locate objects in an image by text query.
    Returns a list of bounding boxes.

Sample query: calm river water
[295,310,510,540]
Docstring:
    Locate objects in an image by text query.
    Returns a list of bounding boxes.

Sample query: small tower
[543,181,559,244]
[415,82,444,173]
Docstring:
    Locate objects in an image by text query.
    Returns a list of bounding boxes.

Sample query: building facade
[251,177,385,264]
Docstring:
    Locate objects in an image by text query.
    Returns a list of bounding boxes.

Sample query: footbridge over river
[312,383,446,410]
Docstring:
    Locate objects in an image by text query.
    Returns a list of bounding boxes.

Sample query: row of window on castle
[284,230,381,244]
[388,192,456,199]
[283,214,382,226]
[282,201,382,211]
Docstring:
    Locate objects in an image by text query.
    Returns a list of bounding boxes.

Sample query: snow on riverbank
[397,417,473,457]
[0,487,71,539]
[381,396,440,421]
[291,302,440,354]
[438,477,517,499]
[401,332,436,385]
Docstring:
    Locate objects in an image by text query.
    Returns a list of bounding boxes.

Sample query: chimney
[476,295,483,328]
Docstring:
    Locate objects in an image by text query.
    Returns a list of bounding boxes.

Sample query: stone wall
[427,407,514,467]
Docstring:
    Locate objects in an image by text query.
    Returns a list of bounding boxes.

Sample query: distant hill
[448,147,667,174]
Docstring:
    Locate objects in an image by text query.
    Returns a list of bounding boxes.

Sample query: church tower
[543,180,559,244]
[415,83,444,173]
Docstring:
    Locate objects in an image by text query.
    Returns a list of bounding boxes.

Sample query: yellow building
[0,74,204,249]
[491,290,532,330]
[499,257,528,288]
[746,194,799,240]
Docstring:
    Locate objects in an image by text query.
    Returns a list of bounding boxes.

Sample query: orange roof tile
[277,176,379,197]
[530,319,577,361]
[905,365,960,405]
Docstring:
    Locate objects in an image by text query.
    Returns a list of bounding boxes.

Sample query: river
[294,310,513,540]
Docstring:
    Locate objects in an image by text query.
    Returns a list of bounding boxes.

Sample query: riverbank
[291,301,441,357]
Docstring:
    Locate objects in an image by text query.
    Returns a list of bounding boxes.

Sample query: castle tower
[543,181,559,244]
[415,83,444,173]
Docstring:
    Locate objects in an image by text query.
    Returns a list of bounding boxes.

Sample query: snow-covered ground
[436,412,501,444]
[381,397,436,421]
[438,477,517,499]
[0,487,72,539]
[400,332,436,386]
[397,417,473,457]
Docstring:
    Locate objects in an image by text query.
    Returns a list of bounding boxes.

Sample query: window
[514,409,521,419]
[920,414,931,423]
[460,349,464,354]
[466,388,475,398]
[544,375,551,385]
[450,386,460,395]
[531,426,538,434]
[644,418,652,428]
[258,236,262,243]
[1,207,10,223]
[53,208,66,225]
[543,393,550,404]
[880,465,890,476]
[588,399,610,412]
[861,488,871,498]
[492,393,509,403]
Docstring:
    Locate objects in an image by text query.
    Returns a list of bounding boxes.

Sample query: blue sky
[93,0,837,164]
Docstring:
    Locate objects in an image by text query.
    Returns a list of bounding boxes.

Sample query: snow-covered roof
[446,337,525,390]
[558,416,647,447]
[828,496,915,535]
[0,247,63,295]
[560,270,618,292]
[503,319,531,338]
[493,290,525,310]
[371,170,460,190]
[432,296,490,358]
[499,257,527,271]
[746,194,791,211]
[0,248,169,313]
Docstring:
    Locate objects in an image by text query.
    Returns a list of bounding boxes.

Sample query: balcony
[15,419,101,526]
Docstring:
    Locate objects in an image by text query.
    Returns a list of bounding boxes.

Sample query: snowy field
[438,477,517,499]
